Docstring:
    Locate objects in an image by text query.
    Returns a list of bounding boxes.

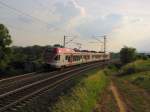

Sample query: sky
[0,0,150,52]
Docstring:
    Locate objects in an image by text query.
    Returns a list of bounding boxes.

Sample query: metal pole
[63,35,66,48]
[104,36,106,53]
[103,36,106,64]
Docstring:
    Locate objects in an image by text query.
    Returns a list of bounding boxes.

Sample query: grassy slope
[94,85,119,112]
[114,59,150,112]
[122,59,150,72]
[120,59,150,92]
[122,71,150,92]
[50,69,109,112]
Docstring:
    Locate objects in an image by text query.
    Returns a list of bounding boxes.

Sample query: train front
[43,47,61,68]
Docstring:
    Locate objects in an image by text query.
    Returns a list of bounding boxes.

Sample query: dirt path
[110,81,127,112]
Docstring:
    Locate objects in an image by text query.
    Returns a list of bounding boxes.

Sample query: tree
[120,46,136,64]
[53,44,64,48]
[0,24,12,69]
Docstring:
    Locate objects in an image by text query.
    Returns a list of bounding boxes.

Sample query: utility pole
[104,35,106,53]
[92,35,107,53]
[63,35,76,48]
[63,35,66,48]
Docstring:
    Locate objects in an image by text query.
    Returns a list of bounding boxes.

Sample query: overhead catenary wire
[32,0,50,9]
[0,17,48,36]
[0,1,51,26]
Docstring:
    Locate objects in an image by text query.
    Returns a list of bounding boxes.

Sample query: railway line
[0,62,101,95]
[0,61,107,112]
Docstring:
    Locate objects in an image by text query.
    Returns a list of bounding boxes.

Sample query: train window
[68,56,71,62]
[78,56,80,61]
[54,55,60,61]
[65,56,68,60]
[46,48,53,52]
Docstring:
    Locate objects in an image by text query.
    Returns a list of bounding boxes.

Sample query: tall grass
[50,70,108,112]
[118,71,150,92]
[122,59,150,72]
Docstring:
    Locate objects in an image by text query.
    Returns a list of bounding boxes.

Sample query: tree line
[0,24,54,76]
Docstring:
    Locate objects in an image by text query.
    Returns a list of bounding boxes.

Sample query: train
[43,47,110,68]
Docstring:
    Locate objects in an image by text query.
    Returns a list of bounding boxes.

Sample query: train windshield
[44,47,54,59]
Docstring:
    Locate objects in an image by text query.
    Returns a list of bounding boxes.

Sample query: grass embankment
[94,85,119,112]
[117,59,150,92]
[114,59,150,112]
[50,69,109,112]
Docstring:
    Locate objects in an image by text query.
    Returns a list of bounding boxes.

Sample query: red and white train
[44,47,110,68]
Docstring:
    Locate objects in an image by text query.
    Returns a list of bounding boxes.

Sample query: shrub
[120,47,137,65]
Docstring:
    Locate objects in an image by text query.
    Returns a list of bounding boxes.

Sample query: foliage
[0,24,12,70]
[0,44,52,75]
[122,60,150,73]
[111,59,150,91]
[51,69,108,112]
[107,59,150,112]
[53,44,64,48]
[120,71,150,92]
[8,45,49,74]
[115,78,150,112]
[137,54,149,60]
[110,52,120,59]
[120,46,137,65]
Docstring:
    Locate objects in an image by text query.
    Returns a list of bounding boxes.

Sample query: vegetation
[115,76,150,112]
[116,59,150,76]
[94,83,119,112]
[7,45,49,75]
[110,52,120,60]
[51,69,109,112]
[120,46,137,65]
[0,23,55,76]
[109,59,150,112]
[123,71,150,92]
[0,24,12,71]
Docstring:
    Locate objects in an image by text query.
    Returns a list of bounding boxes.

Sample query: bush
[120,47,137,65]
[125,67,136,74]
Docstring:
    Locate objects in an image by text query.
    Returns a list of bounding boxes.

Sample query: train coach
[44,47,110,68]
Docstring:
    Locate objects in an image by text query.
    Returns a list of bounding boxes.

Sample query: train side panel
[44,47,110,68]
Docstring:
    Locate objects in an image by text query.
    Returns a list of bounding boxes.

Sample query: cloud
[76,14,123,37]
[71,0,86,17]
[108,15,150,52]
[1,0,150,52]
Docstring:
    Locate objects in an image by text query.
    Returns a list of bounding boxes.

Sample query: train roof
[46,47,106,54]
[45,47,75,53]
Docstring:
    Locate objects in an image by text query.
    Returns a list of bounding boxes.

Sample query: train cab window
[54,55,60,61]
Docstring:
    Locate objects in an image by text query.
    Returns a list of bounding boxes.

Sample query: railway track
[0,61,107,112]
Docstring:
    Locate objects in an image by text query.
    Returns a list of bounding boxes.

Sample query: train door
[68,54,73,66]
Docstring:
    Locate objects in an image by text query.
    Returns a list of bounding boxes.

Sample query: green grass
[115,78,150,112]
[122,59,150,72]
[120,71,150,92]
[112,59,150,112]
[94,87,119,112]
[118,59,150,92]
[50,69,108,112]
